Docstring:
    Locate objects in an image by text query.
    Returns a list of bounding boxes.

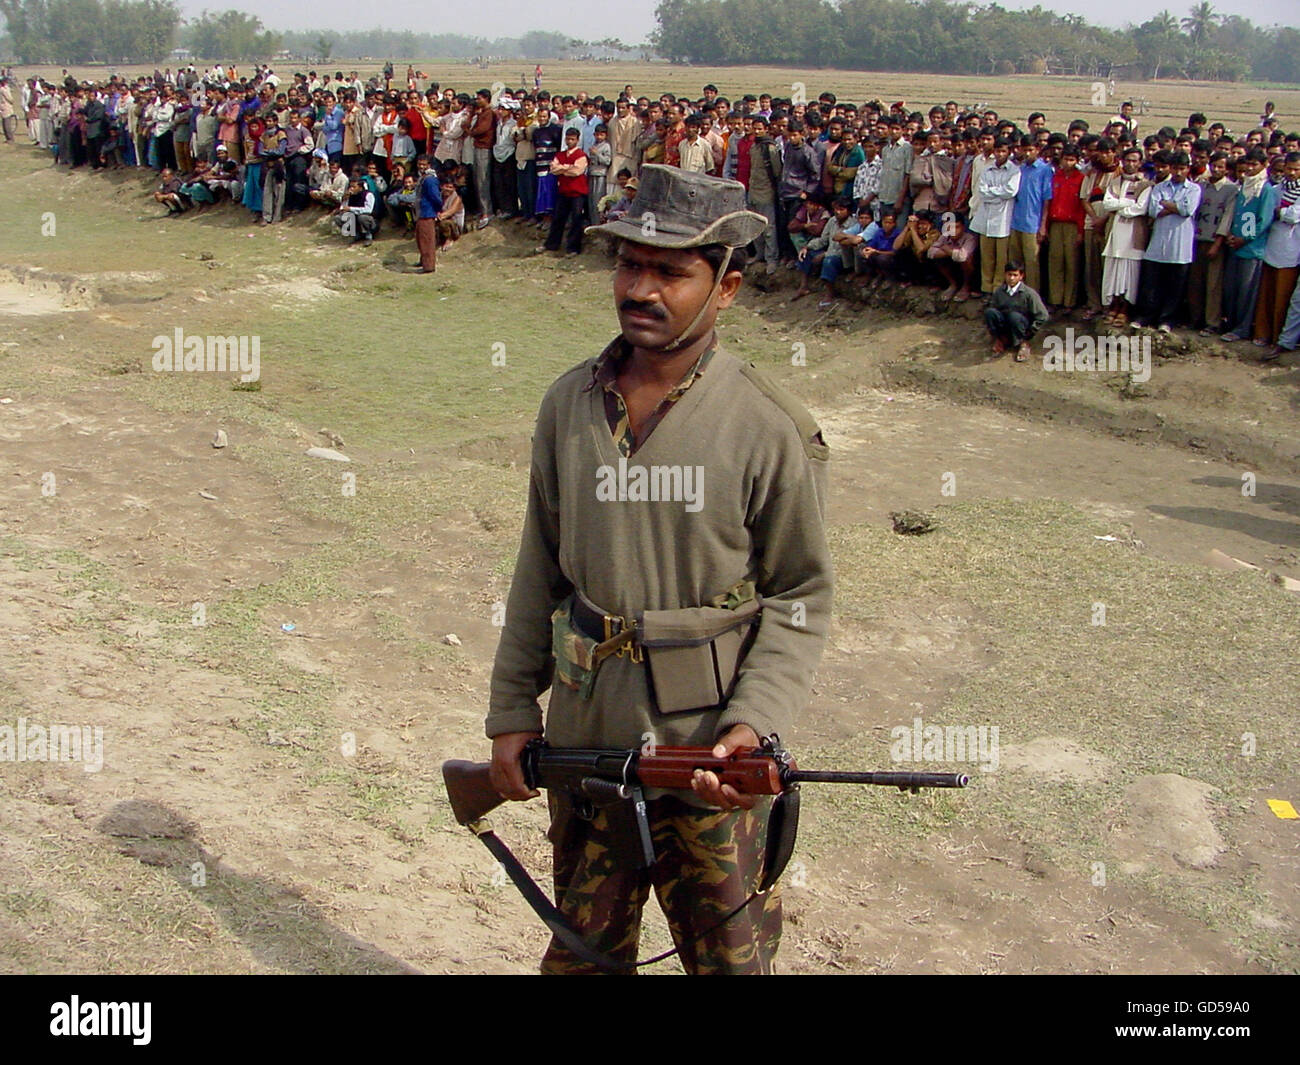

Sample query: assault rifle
[441,737,968,971]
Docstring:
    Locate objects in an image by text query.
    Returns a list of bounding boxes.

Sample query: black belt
[570,594,642,663]
[571,594,614,641]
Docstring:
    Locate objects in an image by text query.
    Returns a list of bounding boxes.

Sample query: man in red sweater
[404,91,427,159]
[468,88,497,229]
[544,127,589,255]
[730,123,754,190]
[1045,145,1086,312]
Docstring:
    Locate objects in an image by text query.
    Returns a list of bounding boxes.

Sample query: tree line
[1,0,180,64]
[3,0,1295,83]
[0,5,638,66]
[654,0,1300,83]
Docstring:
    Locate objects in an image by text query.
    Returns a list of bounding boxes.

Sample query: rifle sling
[473,825,634,971]
[468,821,767,973]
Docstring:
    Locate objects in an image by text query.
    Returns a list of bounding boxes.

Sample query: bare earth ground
[0,120,1298,974]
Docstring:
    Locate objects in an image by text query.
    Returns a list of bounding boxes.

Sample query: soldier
[486,165,833,975]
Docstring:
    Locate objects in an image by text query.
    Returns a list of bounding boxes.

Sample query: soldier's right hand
[490,731,543,801]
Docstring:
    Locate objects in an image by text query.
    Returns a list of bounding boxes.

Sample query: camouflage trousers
[541,791,782,975]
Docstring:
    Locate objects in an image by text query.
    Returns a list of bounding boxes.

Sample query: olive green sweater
[487,342,833,754]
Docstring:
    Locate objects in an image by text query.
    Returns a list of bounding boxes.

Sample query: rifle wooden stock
[441,760,509,826]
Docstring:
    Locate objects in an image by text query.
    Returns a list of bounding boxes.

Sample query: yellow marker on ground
[1266,799,1298,819]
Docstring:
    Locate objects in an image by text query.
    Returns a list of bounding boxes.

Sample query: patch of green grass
[0,889,53,918]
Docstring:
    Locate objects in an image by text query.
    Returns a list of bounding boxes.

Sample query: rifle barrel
[789,769,969,788]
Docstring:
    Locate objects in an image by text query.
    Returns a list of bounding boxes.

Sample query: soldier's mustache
[620,300,668,320]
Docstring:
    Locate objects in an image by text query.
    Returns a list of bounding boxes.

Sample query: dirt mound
[0,266,98,315]
[1113,774,1226,871]
[97,800,196,839]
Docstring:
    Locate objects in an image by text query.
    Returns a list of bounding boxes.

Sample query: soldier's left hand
[691,724,761,811]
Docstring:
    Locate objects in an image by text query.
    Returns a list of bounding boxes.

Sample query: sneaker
[1221,332,1242,343]
[476,216,491,230]
[1157,323,1171,335]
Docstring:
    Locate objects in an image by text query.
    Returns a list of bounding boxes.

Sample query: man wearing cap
[486,165,832,975]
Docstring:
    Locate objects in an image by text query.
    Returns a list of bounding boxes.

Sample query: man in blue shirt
[1135,150,1202,332]
[579,99,601,152]
[322,93,344,163]
[413,155,444,274]
[1009,137,1053,292]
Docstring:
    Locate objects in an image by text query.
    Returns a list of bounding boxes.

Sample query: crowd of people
[4,64,1299,355]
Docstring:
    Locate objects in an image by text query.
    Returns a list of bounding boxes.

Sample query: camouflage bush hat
[586,164,767,248]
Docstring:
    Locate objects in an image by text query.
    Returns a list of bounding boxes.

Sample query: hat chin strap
[661,246,733,352]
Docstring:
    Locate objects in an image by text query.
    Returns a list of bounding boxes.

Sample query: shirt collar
[585,335,716,394]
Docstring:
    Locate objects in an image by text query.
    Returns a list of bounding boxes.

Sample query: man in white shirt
[971,138,1021,295]
[678,115,714,174]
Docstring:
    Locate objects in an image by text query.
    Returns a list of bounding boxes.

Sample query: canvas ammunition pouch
[638,591,761,714]
[555,582,761,713]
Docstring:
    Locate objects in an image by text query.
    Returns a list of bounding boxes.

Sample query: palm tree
[1152,10,1179,35]
[1181,3,1219,49]
[1137,11,1184,79]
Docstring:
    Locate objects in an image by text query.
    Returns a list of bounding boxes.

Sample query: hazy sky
[177,0,1300,41]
